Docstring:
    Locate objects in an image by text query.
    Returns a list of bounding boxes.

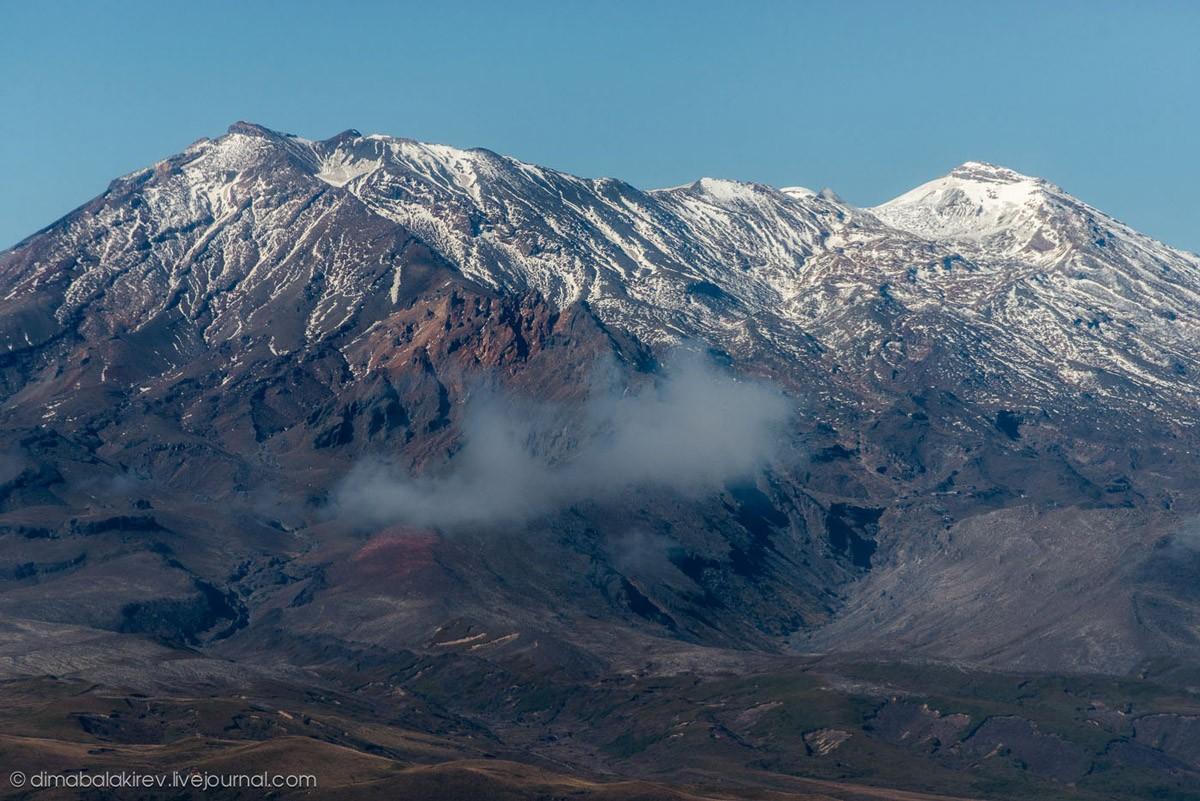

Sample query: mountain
[2,123,1200,800]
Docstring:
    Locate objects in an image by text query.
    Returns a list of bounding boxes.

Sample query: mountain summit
[873,160,1056,245]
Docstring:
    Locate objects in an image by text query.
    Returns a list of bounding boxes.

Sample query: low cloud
[336,353,791,528]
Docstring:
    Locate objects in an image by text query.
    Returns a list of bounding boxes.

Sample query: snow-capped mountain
[2,122,1200,686]
[4,122,1196,427]
[872,160,1200,417]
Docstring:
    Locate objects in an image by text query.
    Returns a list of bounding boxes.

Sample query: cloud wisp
[336,354,791,529]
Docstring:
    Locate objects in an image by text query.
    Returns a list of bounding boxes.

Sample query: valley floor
[2,621,1199,801]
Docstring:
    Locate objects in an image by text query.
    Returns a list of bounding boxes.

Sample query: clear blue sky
[2,1,1197,251]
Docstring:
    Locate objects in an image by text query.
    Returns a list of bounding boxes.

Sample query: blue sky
[2,1,1197,251]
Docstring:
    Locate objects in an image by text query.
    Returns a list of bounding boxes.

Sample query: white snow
[9,127,1198,428]
[315,152,381,188]
[872,161,1050,245]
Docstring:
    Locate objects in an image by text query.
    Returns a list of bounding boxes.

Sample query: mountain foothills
[2,122,1200,800]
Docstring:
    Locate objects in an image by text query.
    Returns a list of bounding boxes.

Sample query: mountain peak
[226,120,285,139]
[664,177,786,206]
[947,160,1038,185]
[325,128,363,145]
[871,161,1061,251]
[694,177,764,197]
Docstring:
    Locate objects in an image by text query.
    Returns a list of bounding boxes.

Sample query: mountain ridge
[12,121,1196,423]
